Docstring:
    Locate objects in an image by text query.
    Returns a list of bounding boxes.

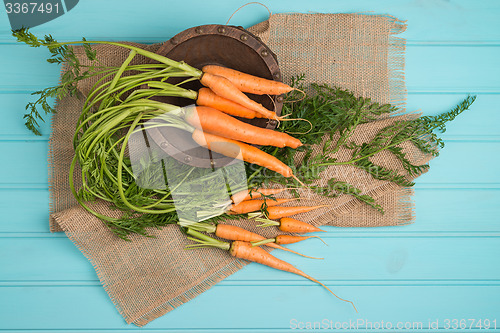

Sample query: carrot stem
[248,212,264,219]
[255,217,280,228]
[251,238,276,247]
[185,229,230,250]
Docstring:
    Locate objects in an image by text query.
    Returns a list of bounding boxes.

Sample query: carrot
[191,129,293,178]
[232,241,355,309]
[279,217,326,234]
[231,188,288,203]
[185,106,302,148]
[199,72,279,119]
[202,65,294,95]
[255,216,326,233]
[186,229,356,311]
[214,224,319,259]
[265,205,329,220]
[196,87,265,119]
[275,234,316,244]
[229,198,296,215]
[252,234,327,247]
[229,240,356,311]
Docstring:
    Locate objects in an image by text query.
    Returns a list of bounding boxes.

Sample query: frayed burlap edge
[48,63,70,233]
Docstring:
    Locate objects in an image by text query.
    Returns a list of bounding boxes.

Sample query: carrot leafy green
[251,76,476,212]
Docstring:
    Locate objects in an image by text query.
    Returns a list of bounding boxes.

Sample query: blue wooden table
[1,0,499,331]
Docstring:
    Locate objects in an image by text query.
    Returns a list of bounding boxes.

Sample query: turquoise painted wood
[1,0,499,331]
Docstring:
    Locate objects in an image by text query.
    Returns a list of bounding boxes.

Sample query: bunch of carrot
[65,44,349,307]
[14,33,349,308]
[171,64,305,181]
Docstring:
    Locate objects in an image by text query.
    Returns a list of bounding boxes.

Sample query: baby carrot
[252,235,325,246]
[265,205,329,220]
[255,217,326,233]
[231,188,288,203]
[229,198,297,215]
[185,229,357,312]
[280,217,326,233]
[214,224,319,259]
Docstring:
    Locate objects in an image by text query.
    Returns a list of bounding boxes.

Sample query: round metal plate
[150,24,283,168]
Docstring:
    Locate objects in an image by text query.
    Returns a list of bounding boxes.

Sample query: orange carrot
[229,198,296,215]
[265,205,329,220]
[196,87,264,119]
[252,235,326,247]
[199,72,279,119]
[231,188,287,203]
[275,234,316,245]
[214,224,318,259]
[191,129,293,178]
[229,241,356,311]
[202,65,294,95]
[186,229,356,311]
[279,217,326,234]
[185,106,302,148]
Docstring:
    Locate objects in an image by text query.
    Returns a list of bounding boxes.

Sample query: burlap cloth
[49,14,428,326]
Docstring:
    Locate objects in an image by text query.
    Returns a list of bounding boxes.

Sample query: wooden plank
[0,285,498,330]
[406,94,500,140]
[2,93,496,139]
[0,189,49,233]
[1,188,499,234]
[0,93,51,139]
[0,45,60,92]
[0,141,48,185]
[1,0,499,43]
[406,46,500,93]
[0,140,497,186]
[1,236,499,282]
[2,44,500,93]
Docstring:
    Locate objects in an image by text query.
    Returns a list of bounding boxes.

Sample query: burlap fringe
[395,187,416,226]
[48,63,70,233]
[387,16,407,110]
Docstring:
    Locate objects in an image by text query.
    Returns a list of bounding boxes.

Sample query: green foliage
[249,76,476,213]
[14,27,477,234]
[13,28,100,135]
